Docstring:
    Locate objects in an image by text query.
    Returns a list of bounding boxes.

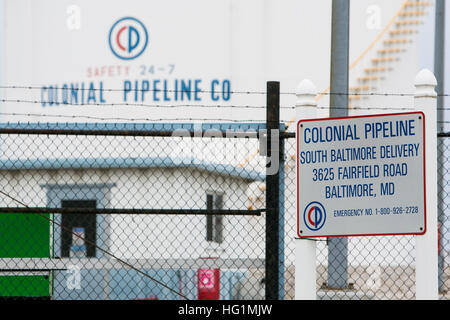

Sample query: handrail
[310,0,410,112]
[238,0,416,168]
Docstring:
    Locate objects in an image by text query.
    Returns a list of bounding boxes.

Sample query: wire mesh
[0,121,449,300]
[0,122,267,300]
[282,137,450,300]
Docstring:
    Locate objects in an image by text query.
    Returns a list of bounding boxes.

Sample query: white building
[0,0,447,299]
[0,154,264,299]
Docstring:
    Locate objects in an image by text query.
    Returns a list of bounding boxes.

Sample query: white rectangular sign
[297,112,426,238]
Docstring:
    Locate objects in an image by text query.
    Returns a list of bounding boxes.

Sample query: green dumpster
[0,212,52,298]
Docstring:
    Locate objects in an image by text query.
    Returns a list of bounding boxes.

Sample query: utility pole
[434,0,445,293]
[328,0,350,290]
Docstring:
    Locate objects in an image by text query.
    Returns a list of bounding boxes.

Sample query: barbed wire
[0,85,269,96]
[0,112,268,123]
[0,98,437,111]
[0,109,445,124]
[0,98,269,109]
[1,85,449,97]
[294,105,416,111]
[3,98,450,127]
[3,85,450,98]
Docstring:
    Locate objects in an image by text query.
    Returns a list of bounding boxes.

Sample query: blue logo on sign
[303,201,326,231]
[109,17,148,60]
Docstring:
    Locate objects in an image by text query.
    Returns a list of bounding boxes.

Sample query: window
[61,200,97,258]
[206,194,224,244]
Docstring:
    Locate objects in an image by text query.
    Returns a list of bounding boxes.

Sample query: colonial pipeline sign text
[297,112,426,238]
[40,79,231,106]
[39,16,232,106]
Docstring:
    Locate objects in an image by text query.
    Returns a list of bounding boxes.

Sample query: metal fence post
[328,0,350,289]
[434,0,446,293]
[414,69,439,300]
[265,81,280,300]
[279,129,286,300]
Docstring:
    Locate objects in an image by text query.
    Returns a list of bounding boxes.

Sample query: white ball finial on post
[296,79,317,101]
[296,79,318,122]
[414,68,439,300]
[414,69,438,98]
[295,79,317,300]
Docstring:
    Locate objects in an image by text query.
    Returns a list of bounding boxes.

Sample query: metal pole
[265,81,280,300]
[278,134,285,299]
[434,0,445,293]
[328,0,350,289]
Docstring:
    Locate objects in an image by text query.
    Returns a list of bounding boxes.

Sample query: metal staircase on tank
[348,1,432,109]
[241,0,434,177]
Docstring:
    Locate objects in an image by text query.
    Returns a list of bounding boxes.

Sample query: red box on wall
[197,269,220,300]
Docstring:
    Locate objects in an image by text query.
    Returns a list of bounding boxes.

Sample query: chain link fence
[282,136,450,300]
[0,120,449,300]
[0,122,269,300]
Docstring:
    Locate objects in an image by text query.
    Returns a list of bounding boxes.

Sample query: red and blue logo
[303,201,326,231]
[109,17,148,60]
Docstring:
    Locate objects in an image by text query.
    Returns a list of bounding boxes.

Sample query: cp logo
[303,201,326,231]
[198,269,215,289]
[109,17,148,60]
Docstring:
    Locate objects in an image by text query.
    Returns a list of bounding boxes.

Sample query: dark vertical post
[434,0,445,293]
[206,195,213,242]
[266,81,280,300]
[278,133,285,299]
[328,0,349,289]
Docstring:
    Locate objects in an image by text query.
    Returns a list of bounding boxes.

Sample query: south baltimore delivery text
[299,120,419,164]
[299,143,420,164]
